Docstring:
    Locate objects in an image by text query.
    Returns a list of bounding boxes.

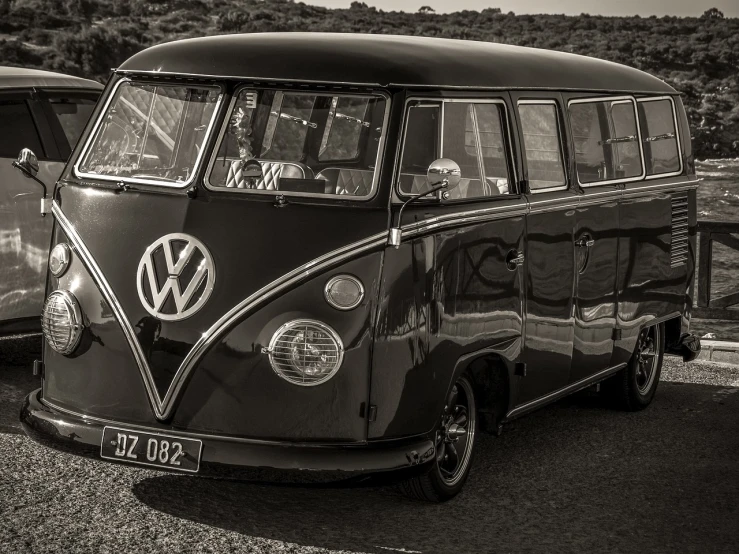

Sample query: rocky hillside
[1,0,737,158]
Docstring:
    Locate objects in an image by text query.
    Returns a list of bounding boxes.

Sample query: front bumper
[21,389,435,482]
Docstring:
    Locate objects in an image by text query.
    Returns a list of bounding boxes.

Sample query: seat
[224,160,313,190]
[316,168,374,196]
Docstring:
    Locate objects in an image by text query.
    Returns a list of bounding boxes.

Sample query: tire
[399,373,477,502]
[603,322,664,411]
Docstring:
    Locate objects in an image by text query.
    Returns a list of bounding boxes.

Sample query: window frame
[204,84,390,202]
[517,99,568,194]
[567,95,646,188]
[0,89,56,161]
[637,95,683,180]
[395,96,518,200]
[37,88,101,162]
[72,77,225,189]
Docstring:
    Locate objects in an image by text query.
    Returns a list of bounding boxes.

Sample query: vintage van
[19,34,701,502]
[0,67,102,340]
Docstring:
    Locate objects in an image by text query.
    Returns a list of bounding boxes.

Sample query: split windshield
[76,81,220,186]
[207,89,387,198]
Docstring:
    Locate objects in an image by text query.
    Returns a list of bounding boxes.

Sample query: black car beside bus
[16,34,700,501]
[0,67,102,340]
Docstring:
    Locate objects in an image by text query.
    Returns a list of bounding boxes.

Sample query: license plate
[100,426,202,473]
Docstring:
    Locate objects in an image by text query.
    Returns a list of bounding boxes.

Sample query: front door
[370,95,526,439]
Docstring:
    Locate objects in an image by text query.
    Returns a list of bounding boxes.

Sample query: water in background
[693,159,739,341]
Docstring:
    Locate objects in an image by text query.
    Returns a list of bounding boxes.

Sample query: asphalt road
[1,342,737,554]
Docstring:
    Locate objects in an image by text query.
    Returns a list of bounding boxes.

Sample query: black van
[17,33,700,502]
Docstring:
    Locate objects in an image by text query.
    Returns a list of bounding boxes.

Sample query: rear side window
[48,95,97,149]
[569,97,644,185]
[518,102,566,191]
[0,98,44,158]
[399,100,511,198]
[638,98,681,176]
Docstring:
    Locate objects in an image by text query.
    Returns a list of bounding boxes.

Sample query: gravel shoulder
[1,356,737,554]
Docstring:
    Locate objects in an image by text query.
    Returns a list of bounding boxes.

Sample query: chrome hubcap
[435,379,475,486]
[636,325,659,394]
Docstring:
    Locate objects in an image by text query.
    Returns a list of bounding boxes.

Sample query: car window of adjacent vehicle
[208,88,387,199]
[0,97,44,159]
[638,98,681,177]
[76,81,221,187]
[569,97,644,185]
[398,100,511,198]
[48,95,98,150]
[517,102,567,192]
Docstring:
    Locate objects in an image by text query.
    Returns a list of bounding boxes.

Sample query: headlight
[267,319,344,386]
[41,290,83,355]
[49,243,71,277]
[324,274,364,310]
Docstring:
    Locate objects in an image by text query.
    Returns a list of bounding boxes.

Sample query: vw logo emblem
[136,233,215,321]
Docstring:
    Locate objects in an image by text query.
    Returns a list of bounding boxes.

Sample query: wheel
[399,373,477,502]
[603,322,664,411]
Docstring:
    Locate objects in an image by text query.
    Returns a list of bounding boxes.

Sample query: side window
[518,102,566,191]
[398,100,511,198]
[638,98,681,176]
[443,102,510,198]
[569,98,643,185]
[398,103,441,195]
[48,95,98,151]
[0,97,44,159]
[319,97,370,161]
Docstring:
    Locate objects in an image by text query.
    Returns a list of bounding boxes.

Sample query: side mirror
[14,148,40,179]
[427,158,461,199]
[388,158,462,248]
[12,148,49,216]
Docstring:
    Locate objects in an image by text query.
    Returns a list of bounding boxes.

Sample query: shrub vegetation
[1,1,737,158]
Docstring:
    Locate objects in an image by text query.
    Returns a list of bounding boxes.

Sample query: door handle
[575,236,595,248]
[506,250,525,271]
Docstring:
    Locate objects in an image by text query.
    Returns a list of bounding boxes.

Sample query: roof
[118,33,675,94]
[0,66,103,90]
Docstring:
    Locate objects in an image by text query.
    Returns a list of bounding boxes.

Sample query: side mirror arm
[12,161,49,216]
[388,180,448,248]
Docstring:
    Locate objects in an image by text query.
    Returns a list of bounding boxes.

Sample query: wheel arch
[445,349,514,435]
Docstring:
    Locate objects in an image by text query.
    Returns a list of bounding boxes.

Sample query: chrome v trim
[51,201,165,419]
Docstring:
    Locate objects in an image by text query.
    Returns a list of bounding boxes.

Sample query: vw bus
[0,67,102,342]
[19,34,701,502]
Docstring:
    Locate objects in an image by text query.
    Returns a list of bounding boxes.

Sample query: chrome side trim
[505,362,627,420]
[51,201,165,419]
